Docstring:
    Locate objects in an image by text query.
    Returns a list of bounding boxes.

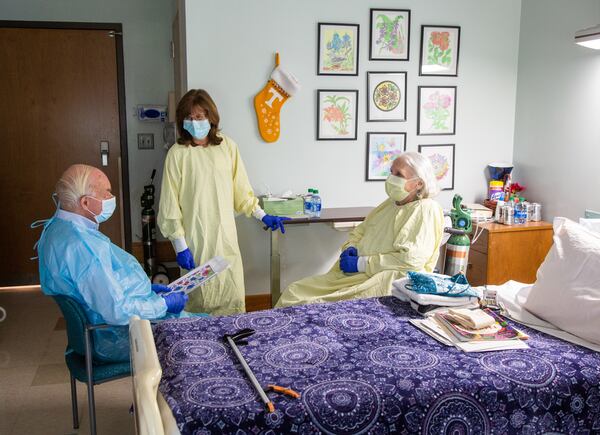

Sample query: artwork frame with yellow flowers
[366,132,407,181]
[418,143,455,190]
[419,25,461,77]
[367,71,407,122]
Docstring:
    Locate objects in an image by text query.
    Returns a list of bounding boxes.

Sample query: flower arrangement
[375,14,405,55]
[428,31,451,66]
[423,91,452,130]
[323,95,352,135]
[509,182,526,195]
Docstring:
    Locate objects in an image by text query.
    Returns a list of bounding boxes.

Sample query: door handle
[100,141,109,166]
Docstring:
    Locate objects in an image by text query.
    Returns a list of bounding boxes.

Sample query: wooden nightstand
[467,221,554,286]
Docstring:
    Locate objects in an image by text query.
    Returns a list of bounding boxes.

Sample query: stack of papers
[410,308,529,352]
[463,203,493,219]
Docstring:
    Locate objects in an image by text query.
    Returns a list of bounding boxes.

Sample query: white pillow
[579,218,600,234]
[523,217,600,345]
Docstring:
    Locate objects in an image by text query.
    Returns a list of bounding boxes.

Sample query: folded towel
[410,300,479,316]
[392,277,481,307]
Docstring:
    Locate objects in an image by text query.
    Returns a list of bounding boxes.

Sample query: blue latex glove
[151,284,170,294]
[162,292,188,314]
[176,248,196,270]
[340,246,358,259]
[262,215,292,234]
[340,255,359,273]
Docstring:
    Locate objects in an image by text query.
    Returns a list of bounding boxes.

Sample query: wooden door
[0,26,126,286]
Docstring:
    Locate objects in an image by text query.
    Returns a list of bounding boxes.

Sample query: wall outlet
[138,133,154,149]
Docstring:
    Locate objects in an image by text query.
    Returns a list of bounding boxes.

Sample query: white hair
[399,152,441,198]
[55,164,96,210]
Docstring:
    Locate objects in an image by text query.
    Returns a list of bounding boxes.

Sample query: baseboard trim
[245,294,272,312]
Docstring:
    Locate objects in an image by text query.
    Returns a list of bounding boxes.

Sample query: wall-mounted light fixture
[575,24,600,49]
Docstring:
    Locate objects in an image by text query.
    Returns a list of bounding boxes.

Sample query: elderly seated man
[276,152,445,308]
[35,164,203,362]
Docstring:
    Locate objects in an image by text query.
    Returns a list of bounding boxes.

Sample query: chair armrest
[86,323,110,331]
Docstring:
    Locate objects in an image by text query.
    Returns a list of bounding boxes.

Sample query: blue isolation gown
[37,209,171,362]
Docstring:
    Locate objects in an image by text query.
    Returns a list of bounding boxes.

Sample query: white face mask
[385,175,418,202]
[84,196,116,223]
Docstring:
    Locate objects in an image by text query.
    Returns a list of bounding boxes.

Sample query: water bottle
[514,200,527,224]
[312,189,322,218]
[304,189,313,217]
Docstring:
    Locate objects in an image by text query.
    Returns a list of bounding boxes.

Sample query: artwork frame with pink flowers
[317,89,358,140]
[418,144,455,190]
[366,132,406,181]
[419,25,461,76]
[417,86,457,135]
[367,71,407,122]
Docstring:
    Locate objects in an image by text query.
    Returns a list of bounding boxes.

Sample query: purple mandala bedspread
[153,297,600,434]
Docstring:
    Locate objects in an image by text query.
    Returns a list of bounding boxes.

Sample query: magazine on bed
[434,308,528,342]
[410,307,529,352]
[164,256,230,294]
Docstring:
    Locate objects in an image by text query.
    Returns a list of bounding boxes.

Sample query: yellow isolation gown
[276,197,444,308]
[157,134,261,315]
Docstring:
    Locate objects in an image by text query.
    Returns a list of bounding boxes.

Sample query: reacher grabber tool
[223,328,275,413]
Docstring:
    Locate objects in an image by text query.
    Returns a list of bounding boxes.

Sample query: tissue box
[259,196,304,216]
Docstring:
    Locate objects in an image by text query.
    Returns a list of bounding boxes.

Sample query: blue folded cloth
[406,271,480,298]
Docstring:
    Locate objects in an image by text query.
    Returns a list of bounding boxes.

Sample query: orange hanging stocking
[254,58,300,143]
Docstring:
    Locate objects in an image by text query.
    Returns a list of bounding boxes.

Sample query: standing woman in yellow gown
[158,89,289,315]
[276,152,445,308]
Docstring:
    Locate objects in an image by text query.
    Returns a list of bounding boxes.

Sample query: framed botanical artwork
[369,9,411,61]
[418,144,455,190]
[366,132,406,181]
[317,89,358,140]
[419,25,461,76]
[367,71,407,122]
[317,23,360,76]
[417,86,457,135]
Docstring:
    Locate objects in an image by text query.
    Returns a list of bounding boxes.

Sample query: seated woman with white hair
[276,152,445,308]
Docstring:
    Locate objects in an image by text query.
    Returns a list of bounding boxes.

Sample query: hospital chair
[52,295,131,435]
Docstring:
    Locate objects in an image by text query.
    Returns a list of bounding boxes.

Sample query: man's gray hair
[55,164,95,210]
[399,152,441,198]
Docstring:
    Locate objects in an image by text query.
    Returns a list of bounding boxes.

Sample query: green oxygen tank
[444,194,472,276]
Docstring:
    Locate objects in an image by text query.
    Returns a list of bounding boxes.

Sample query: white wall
[1,0,174,242]
[513,0,600,221]
[183,0,522,294]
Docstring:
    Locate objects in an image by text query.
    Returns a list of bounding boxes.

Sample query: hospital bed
[130,286,600,434]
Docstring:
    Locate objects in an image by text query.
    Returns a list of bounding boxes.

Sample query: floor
[0,287,135,435]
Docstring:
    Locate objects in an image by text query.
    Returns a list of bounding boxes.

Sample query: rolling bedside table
[468,221,554,286]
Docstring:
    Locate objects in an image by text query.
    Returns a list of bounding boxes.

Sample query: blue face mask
[183,119,210,140]
[85,196,117,224]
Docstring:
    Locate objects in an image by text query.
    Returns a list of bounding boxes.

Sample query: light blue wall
[1,0,175,241]
[513,0,600,221]
[184,0,522,294]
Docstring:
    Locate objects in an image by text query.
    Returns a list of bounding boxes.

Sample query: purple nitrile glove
[340,255,359,273]
[162,291,188,314]
[151,284,170,294]
[262,214,292,233]
[176,248,196,270]
[340,246,358,259]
